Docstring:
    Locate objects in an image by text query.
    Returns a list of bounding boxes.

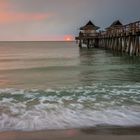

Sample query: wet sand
[0,126,140,140]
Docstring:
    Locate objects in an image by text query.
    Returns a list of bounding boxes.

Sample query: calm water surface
[0,41,140,131]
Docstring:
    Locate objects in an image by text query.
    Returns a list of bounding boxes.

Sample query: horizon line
[0,40,76,42]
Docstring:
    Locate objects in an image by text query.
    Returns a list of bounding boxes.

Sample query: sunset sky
[0,0,140,41]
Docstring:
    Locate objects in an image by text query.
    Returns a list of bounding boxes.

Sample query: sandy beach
[0,126,140,140]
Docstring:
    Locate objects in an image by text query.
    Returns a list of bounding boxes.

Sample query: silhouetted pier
[75,20,140,55]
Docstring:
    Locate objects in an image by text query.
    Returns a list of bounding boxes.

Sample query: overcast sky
[0,0,139,41]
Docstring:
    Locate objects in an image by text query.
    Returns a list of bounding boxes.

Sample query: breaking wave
[0,84,140,131]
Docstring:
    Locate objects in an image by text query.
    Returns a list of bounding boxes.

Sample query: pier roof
[110,20,123,27]
[80,21,100,30]
[106,20,123,30]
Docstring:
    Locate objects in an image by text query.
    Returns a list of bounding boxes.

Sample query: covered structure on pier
[76,21,100,48]
[106,20,123,30]
[106,20,123,34]
[80,20,100,35]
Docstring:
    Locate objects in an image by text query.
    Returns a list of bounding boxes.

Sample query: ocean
[0,41,140,131]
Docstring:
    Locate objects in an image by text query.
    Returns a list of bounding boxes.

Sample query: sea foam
[0,84,140,131]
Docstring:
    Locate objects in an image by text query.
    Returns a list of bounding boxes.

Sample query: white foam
[0,85,140,131]
[0,106,140,131]
[1,98,14,103]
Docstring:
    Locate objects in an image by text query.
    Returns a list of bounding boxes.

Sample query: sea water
[0,41,140,131]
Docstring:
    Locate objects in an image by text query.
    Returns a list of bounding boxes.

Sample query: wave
[0,84,140,131]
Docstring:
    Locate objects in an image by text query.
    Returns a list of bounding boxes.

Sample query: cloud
[0,0,10,9]
[0,0,51,24]
[0,12,50,24]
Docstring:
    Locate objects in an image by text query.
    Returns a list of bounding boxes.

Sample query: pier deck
[76,20,140,55]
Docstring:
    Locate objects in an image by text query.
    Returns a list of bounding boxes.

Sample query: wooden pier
[75,20,140,55]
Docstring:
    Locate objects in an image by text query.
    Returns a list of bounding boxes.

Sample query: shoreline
[0,126,140,140]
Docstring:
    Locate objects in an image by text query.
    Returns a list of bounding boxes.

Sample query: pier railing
[78,32,99,38]
[99,21,140,38]
[98,21,140,55]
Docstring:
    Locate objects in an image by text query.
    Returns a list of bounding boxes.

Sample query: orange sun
[66,37,71,41]
[64,35,73,41]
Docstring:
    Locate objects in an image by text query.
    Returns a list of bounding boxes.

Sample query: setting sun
[66,37,71,41]
[64,35,73,41]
